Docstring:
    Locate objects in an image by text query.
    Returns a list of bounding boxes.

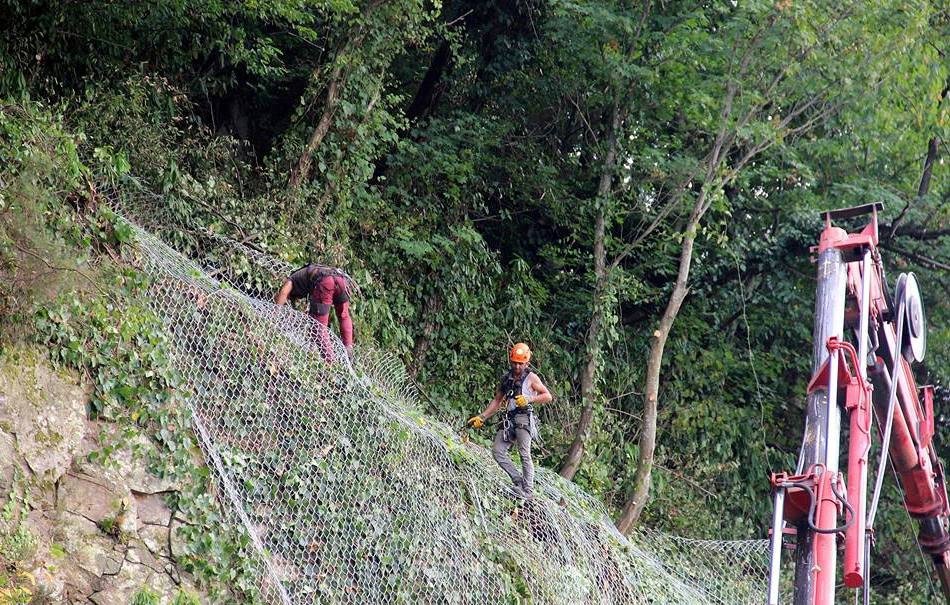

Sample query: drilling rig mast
[766,204,950,604]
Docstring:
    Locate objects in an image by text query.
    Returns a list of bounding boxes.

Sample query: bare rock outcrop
[0,347,205,604]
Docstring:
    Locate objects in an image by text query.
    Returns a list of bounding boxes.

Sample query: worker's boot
[519,479,534,500]
[507,482,526,499]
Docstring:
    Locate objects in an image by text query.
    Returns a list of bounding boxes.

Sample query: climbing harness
[501,366,542,441]
[503,407,535,441]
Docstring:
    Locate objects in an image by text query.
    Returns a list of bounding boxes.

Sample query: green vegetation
[0,472,37,603]
[0,0,947,601]
[131,586,161,605]
[172,590,202,605]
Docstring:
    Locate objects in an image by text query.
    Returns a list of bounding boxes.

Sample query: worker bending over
[275,263,355,360]
[468,343,552,499]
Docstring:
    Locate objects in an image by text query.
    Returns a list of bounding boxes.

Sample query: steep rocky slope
[0,347,202,604]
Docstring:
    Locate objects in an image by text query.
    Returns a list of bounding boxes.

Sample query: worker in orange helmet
[467,342,552,499]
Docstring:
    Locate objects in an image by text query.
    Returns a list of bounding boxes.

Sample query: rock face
[0,350,86,482]
[0,347,204,604]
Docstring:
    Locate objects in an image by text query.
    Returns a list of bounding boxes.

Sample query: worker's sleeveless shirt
[499,369,540,413]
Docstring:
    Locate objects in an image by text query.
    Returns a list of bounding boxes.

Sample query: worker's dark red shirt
[287,264,320,301]
[287,264,350,305]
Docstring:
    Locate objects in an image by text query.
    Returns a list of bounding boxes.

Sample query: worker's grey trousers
[492,427,534,493]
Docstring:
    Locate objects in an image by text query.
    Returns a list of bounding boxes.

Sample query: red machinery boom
[766,204,950,604]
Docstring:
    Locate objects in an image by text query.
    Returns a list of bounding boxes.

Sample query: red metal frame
[770,204,950,603]
[770,464,845,604]
[806,337,873,588]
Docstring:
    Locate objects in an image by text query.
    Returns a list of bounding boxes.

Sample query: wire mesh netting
[114,189,770,604]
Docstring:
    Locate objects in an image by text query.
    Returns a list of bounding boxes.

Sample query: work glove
[467,415,484,429]
[514,394,530,408]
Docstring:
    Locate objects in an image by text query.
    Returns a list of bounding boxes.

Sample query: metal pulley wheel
[894,272,926,362]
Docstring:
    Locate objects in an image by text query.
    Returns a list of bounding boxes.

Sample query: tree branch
[879,243,950,272]
[12,241,114,302]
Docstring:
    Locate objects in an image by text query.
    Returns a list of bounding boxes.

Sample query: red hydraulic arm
[766,203,950,605]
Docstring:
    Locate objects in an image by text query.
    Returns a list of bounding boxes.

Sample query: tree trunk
[288,63,345,189]
[559,103,620,480]
[612,68,743,533]
[408,289,444,380]
[887,80,946,238]
[314,84,383,216]
[405,41,452,122]
[610,11,847,530]
[918,82,949,198]
[559,208,605,479]
[615,186,710,534]
[916,135,939,199]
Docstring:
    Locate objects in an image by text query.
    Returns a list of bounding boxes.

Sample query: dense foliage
[1,0,947,600]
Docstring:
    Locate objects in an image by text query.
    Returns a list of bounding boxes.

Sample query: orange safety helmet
[509,342,532,364]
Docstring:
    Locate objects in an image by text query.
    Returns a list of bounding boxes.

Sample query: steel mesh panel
[114,194,769,604]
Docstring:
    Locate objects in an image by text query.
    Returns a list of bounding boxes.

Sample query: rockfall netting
[113,189,771,604]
